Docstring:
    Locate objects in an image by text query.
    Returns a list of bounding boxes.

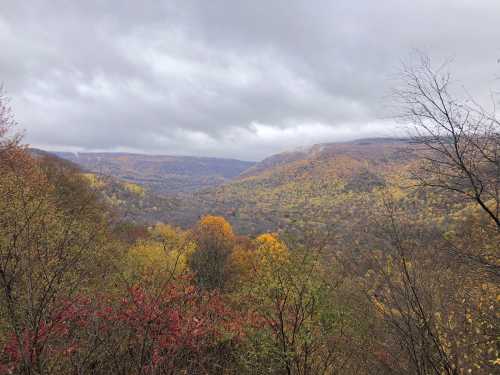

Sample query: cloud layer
[2,0,499,160]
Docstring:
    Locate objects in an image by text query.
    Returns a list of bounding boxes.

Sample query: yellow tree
[229,233,288,286]
[188,215,236,290]
[126,223,195,287]
[255,233,288,265]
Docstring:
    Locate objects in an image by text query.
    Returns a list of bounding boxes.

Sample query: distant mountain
[52,152,255,194]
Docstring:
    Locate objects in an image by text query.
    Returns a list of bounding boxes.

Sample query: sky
[1,0,499,160]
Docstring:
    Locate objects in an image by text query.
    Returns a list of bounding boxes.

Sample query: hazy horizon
[31,135,411,163]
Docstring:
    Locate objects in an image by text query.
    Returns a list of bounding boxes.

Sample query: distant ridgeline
[51,151,255,194]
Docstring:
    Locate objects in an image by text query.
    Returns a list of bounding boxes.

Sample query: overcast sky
[1,1,499,160]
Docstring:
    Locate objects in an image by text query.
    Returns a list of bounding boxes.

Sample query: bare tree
[373,198,457,375]
[395,54,499,228]
[394,54,500,277]
[0,86,20,153]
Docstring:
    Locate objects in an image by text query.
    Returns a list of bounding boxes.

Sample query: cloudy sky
[1,1,499,160]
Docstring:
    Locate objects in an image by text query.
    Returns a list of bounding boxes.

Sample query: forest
[0,59,499,374]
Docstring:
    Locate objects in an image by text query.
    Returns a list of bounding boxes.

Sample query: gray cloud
[1,0,499,160]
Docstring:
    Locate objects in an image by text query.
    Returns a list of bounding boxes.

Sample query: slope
[154,140,418,234]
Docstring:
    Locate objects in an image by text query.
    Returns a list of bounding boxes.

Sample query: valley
[54,151,255,194]
[45,139,417,234]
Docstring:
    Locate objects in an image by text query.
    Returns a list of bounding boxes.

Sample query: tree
[0,86,19,153]
[239,240,370,375]
[254,233,288,264]
[0,92,114,374]
[188,215,236,290]
[125,223,195,289]
[394,54,499,278]
[350,184,499,375]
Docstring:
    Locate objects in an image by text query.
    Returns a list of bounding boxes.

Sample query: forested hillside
[163,140,418,233]
[0,60,499,374]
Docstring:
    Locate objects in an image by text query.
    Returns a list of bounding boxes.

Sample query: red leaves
[0,297,91,373]
[0,281,246,374]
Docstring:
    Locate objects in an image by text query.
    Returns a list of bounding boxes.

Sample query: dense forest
[0,59,499,374]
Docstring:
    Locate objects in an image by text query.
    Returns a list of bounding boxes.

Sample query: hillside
[150,140,419,233]
[53,151,255,194]
[240,138,410,178]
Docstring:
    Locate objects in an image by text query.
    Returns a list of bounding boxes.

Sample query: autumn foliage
[0,281,247,374]
[1,60,499,375]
